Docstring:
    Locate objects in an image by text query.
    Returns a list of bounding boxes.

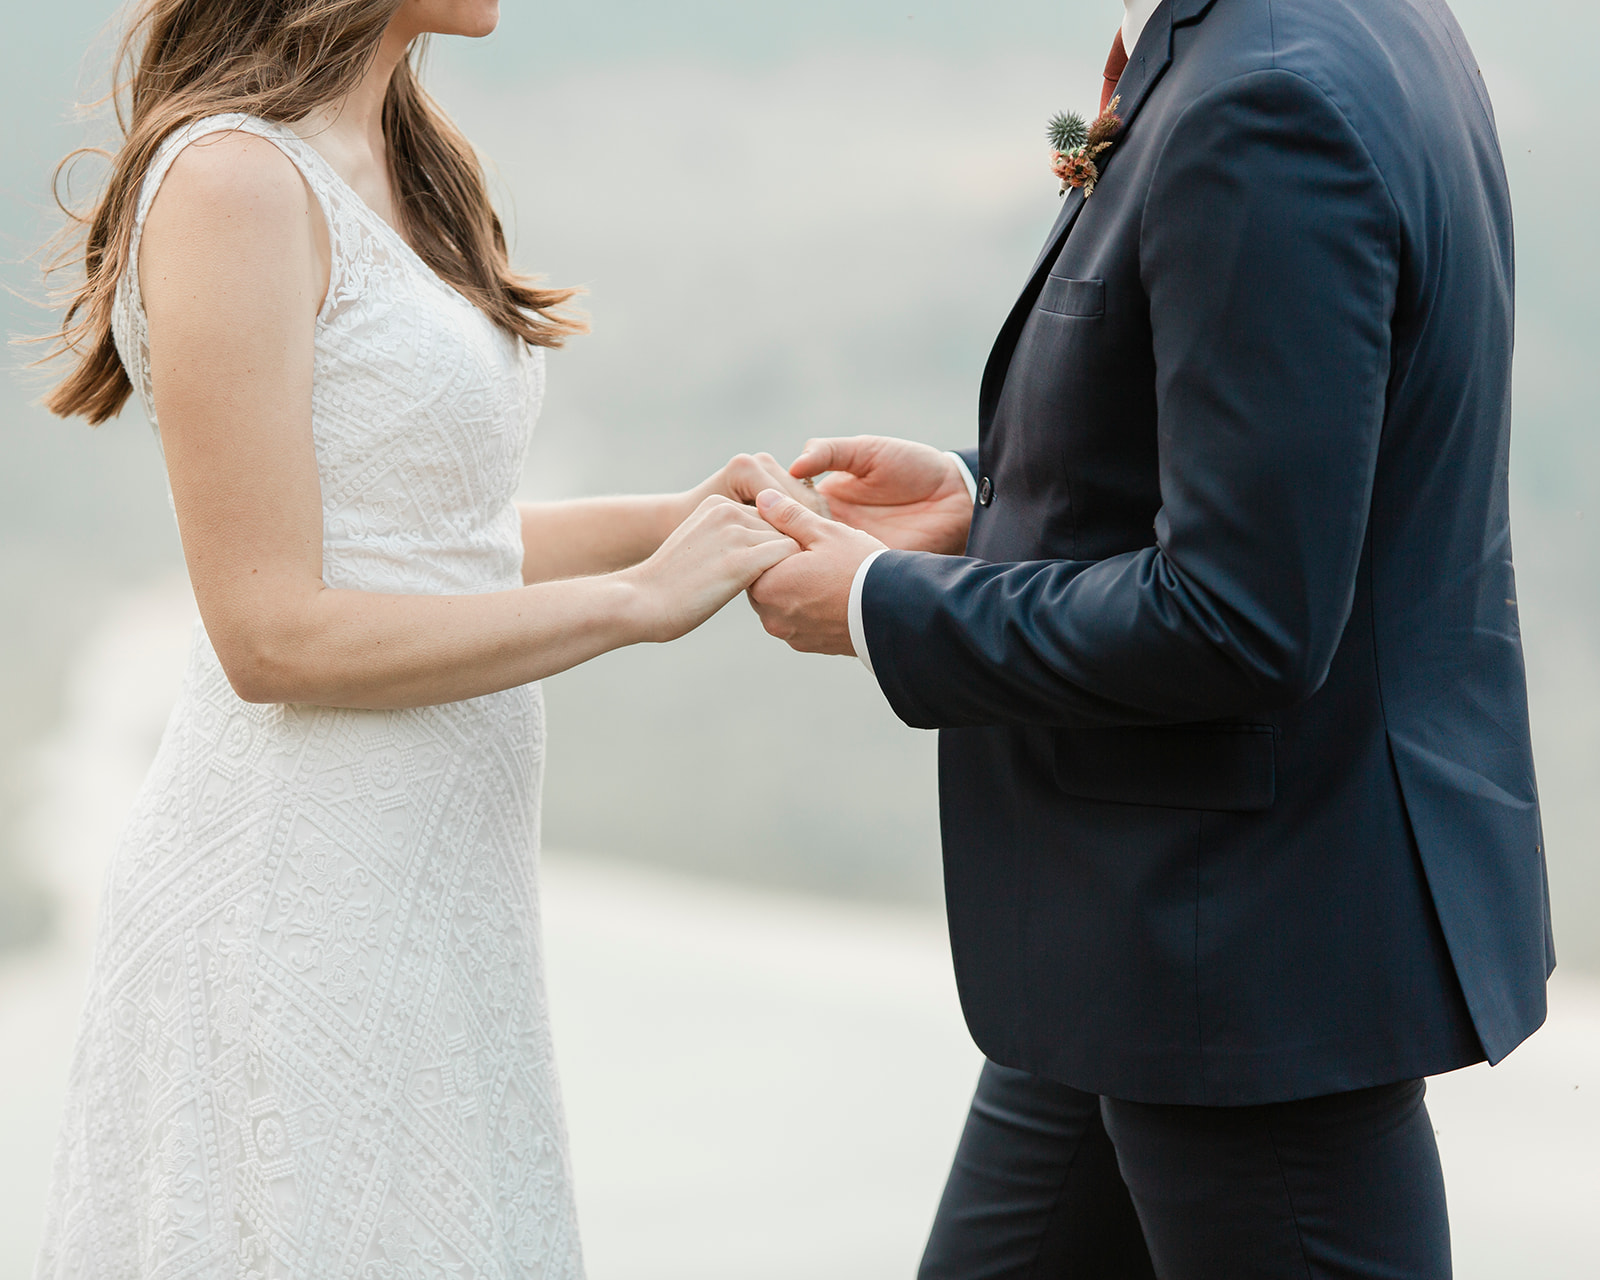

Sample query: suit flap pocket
[1052,724,1277,812]
[1037,275,1105,318]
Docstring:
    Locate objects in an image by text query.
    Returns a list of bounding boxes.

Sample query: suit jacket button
[977,476,994,507]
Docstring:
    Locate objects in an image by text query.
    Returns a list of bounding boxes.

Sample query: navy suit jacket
[861,0,1553,1105]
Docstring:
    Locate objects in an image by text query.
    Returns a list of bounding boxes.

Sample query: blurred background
[1,1,1595,1276]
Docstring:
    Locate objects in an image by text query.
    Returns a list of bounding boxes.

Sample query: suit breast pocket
[1052,724,1277,812]
[1037,275,1106,319]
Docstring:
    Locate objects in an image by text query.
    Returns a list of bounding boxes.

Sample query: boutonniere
[1048,96,1122,198]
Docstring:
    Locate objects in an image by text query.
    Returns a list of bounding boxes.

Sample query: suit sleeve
[863,70,1401,730]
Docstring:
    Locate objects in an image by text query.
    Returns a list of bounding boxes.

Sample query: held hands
[788,436,972,554]
[746,490,886,656]
[663,437,969,657]
[745,436,972,657]
[625,496,800,643]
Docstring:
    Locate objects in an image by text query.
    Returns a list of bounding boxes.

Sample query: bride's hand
[694,452,832,519]
[624,495,801,642]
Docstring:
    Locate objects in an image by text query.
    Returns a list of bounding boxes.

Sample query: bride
[33,1,812,1276]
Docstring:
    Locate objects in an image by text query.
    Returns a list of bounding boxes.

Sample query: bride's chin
[420,0,500,39]
[462,1,501,38]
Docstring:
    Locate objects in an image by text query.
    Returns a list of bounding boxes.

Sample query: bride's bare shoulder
[140,128,323,305]
[152,128,312,217]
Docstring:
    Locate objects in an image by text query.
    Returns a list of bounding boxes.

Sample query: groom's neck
[1122,0,1164,54]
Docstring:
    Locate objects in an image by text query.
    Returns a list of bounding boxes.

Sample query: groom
[748,0,1552,1274]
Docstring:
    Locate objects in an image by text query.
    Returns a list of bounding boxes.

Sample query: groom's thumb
[757,488,828,548]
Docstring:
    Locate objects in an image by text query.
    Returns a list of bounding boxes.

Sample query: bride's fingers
[731,454,831,516]
[713,498,772,529]
[741,536,801,580]
[725,453,799,493]
[695,503,800,560]
[732,521,800,556]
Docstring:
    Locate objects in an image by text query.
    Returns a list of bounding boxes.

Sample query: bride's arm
[516,453,821,585]
[518,496,693,583]
[143,132,795,712]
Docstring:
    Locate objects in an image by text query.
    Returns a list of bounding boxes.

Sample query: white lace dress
[35,114,585,1280]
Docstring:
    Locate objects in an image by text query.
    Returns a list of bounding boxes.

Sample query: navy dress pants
[920,1061,1452,1280]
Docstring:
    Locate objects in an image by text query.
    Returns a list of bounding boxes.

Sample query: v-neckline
[276,122,480,313]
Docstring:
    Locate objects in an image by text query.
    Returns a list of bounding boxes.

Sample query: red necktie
[1102,30,1130,114]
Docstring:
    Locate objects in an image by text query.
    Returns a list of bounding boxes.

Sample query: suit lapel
[1025,13,1176,276]
[1171,0,1221,25]
[1025,187,1089,279]
[978,1,1187,432]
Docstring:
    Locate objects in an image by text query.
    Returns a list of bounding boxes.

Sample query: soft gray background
[1,0,1594,956]
[0,4,1596,1277]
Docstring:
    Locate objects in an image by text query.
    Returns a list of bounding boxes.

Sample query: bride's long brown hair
[40,0,584,425]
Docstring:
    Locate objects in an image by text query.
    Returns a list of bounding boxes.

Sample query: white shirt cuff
[848,548,892,676]
[948,451,979,503]
[849,454,971,678]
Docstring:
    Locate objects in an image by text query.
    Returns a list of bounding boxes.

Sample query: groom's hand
[748,488,886,655]
[789,436,972,555]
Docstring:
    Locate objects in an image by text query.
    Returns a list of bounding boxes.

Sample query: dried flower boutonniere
[1048,96,1122,198]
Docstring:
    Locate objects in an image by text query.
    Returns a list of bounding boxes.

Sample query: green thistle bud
[1047,111,1089,153]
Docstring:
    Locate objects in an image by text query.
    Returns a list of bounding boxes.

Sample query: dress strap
[125,113,345,327]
